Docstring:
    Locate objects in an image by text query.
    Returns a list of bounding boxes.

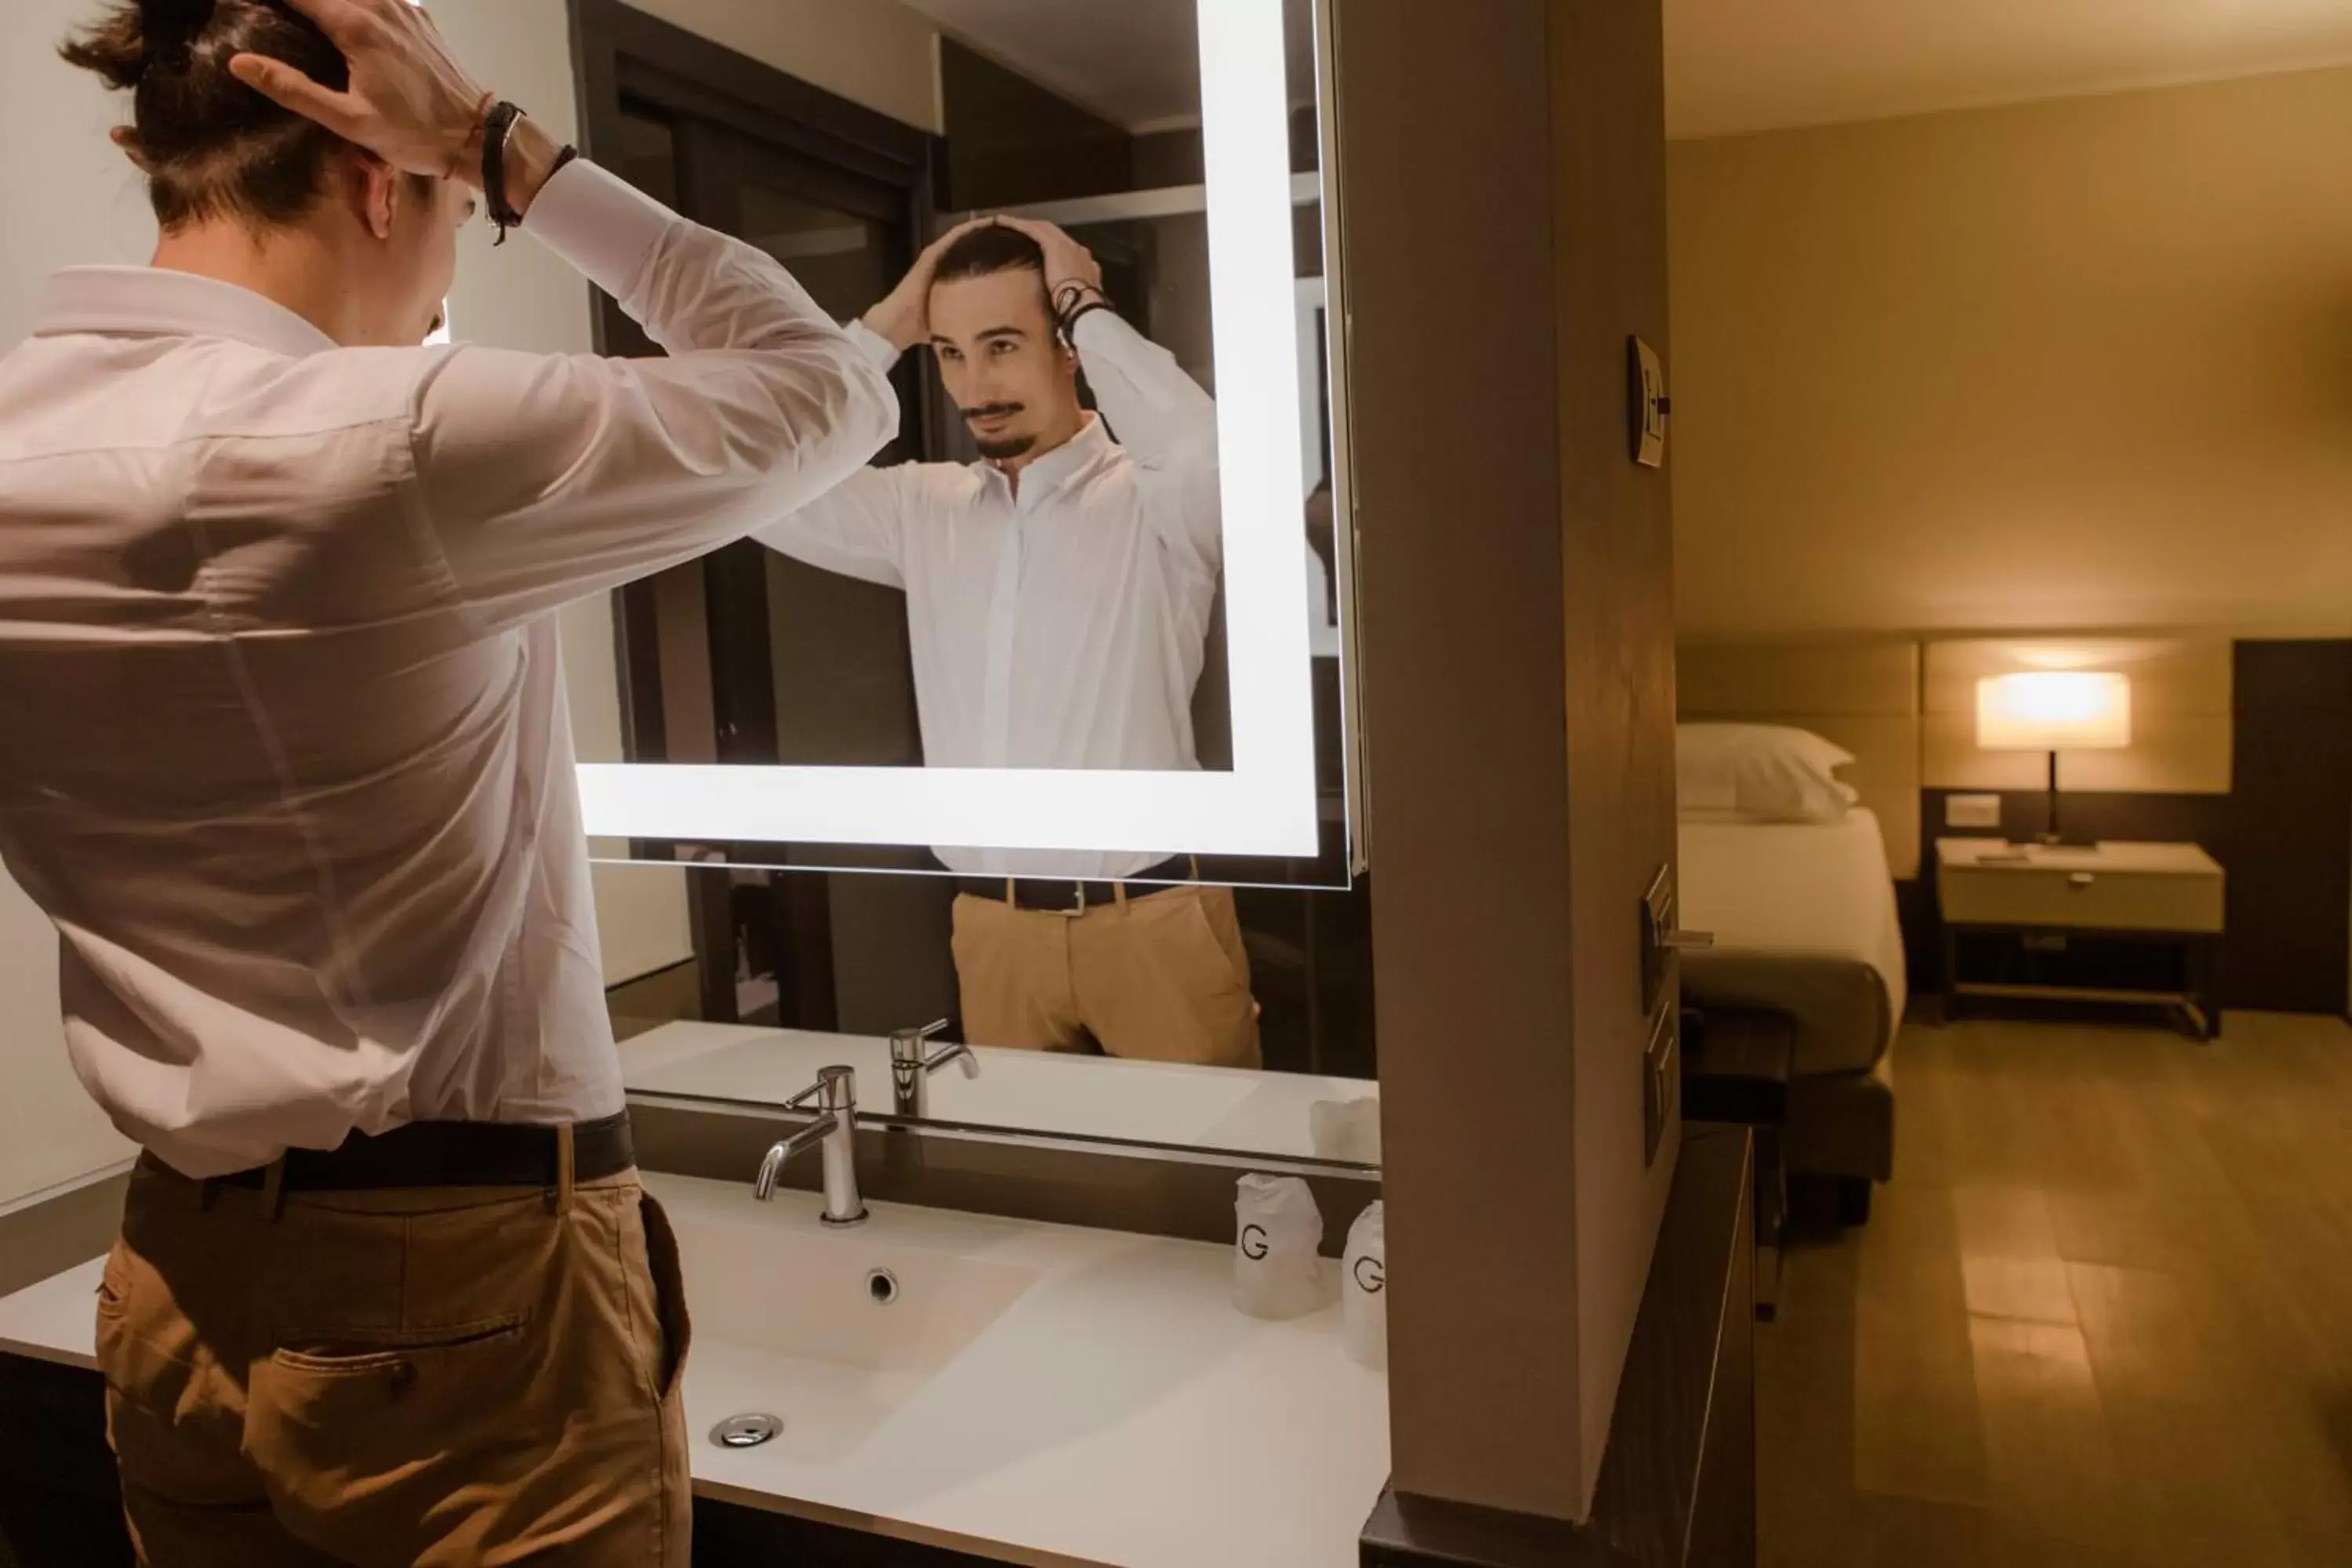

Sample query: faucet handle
[785,1064,860,1115]
[891,1018,952,1049]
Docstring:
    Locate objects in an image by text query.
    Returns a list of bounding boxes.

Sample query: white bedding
[1678,808,1908,1076]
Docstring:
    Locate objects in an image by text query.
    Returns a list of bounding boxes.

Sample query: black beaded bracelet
[482,100,527,243]
[1053,283,1112,343]
[482,102,581,248]
[1060,299,1113,342]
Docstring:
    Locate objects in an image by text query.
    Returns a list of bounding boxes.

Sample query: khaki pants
[952,883,1262,1069]
[97,1155,692,1567]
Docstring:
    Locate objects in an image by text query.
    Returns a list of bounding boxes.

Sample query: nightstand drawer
[1941,864,2224,933]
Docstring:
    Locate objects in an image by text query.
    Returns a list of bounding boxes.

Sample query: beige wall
[1668,64,2352,638]
[1352,0,1675,1523]
[633,0,942,133]
[1556,0,1680,1508]
[1348,0,1588,1518]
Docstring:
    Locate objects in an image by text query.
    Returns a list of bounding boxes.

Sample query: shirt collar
[986,413,1116,507]
[31,267,339,359]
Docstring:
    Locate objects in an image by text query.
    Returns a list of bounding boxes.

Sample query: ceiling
[898,0,2352,142]
[896,0,1315,132]
[1668,0,2352,140]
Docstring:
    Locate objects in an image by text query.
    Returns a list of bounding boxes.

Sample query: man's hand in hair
[995,217,1103,306]
[229,0,556,209]
[865,216,1004,354]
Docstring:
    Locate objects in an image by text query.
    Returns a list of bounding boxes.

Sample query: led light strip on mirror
[577,0,1323,858]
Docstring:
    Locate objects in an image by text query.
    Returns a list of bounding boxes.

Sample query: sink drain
[710,1413,783,1450]
[866,1268,900,1305]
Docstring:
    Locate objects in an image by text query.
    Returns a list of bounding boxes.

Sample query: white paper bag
[1233,1173,1327,1320]
[1341,1200,1387,1370]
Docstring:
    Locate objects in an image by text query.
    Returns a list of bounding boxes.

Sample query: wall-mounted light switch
[1947,793,2004,829]
[1639,865,1675,1018]
[1642,1004,1677,1168]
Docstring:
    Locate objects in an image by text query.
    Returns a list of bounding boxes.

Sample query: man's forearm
[502,118,564,219]
[844,318,908,376]
[1073,310,1218,466]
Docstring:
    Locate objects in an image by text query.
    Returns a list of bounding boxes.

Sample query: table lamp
[1975,671,2131,848]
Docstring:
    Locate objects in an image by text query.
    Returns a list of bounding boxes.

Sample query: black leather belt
[208,1112,635,1193]
[956,855,1197,915]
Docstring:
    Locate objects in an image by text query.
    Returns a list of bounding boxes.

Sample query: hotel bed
[1677,637,1922,1186]
[1678,808,1907,1081]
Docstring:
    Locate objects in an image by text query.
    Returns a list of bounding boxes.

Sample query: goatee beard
[976,434,1037,461]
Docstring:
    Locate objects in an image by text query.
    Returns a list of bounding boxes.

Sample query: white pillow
[1676,724,1859,822]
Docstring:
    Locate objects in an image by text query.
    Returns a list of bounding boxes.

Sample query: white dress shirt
[0,162,897,1178]
[754,313,1221,878]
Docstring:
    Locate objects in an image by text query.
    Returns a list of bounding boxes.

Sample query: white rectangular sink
[679,1209,1040,1374]
[646,1172,1388,1567]
[667,1197,1040,1463]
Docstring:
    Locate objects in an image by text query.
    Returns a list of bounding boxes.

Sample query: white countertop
[622,1022,1383,1167]
[0,1173,1389,1568]
[0,1255,103,1371]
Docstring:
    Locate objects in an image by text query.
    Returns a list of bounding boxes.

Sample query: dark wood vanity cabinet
[0,1355,127,1568]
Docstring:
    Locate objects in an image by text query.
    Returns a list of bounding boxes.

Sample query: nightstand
[1936,838,2226,1040]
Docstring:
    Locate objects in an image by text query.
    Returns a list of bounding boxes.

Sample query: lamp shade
[1976,672,2132,751]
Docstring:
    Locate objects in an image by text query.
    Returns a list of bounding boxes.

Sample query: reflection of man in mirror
[753,216,1260,1070]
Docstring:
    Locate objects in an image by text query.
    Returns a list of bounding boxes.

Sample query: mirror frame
[578,0,1329,860]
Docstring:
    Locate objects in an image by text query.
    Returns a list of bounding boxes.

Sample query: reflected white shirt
[753,312,1221,879]
[0,162,898,1178]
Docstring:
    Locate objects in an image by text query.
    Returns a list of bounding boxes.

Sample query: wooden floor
[1759,1007,2352,1567]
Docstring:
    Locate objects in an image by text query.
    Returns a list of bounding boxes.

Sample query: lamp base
[2009,756,2098,851]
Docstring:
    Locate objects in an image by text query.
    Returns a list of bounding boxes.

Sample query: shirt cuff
[844,317,904,373]
[522,159,678,305]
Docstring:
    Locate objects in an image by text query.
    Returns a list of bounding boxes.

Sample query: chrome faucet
[890,1019,979,1120]
[753,1064,867,1226]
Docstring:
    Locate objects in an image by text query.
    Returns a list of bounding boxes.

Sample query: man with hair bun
[0,0,896,1559]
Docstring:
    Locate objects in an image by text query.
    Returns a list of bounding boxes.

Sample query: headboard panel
[1677,637,1924,879]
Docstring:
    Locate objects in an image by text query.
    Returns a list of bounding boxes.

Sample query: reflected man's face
[928,267,1083,463]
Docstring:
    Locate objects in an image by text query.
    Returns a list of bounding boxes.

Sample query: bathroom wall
[0,0,946,1203]
[629,0,941,133]
[1350,0,1676,1525]
[1553,0,1681,1500]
